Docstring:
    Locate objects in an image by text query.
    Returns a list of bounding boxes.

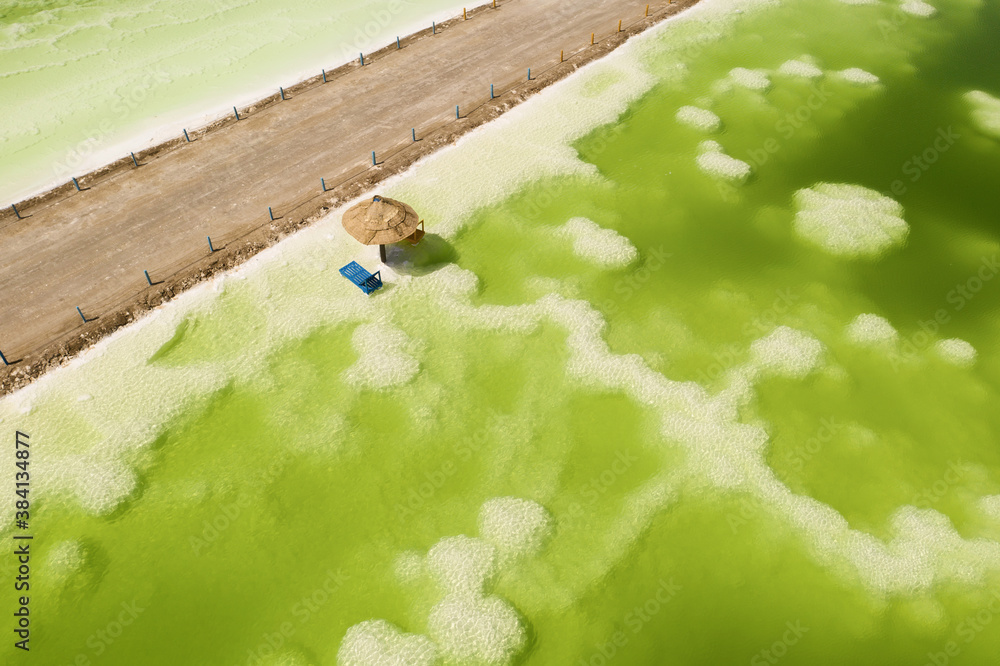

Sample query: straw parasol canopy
[342,195,420,247]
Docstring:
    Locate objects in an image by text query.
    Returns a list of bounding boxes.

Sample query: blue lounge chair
[339,261,382,294]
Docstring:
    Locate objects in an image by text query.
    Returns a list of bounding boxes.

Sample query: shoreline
[0,0,703,398]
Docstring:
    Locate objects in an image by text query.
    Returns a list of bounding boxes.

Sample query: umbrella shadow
[385,233,457,276]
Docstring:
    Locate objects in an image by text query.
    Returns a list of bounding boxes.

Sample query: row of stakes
[2,5,664,367]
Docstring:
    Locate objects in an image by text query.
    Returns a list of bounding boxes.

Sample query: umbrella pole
[379,244,387,263]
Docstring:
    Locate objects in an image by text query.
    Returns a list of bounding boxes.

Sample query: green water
[3,0,1000,664]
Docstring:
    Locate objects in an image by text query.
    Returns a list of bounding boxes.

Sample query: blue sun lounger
[339,261,383,294]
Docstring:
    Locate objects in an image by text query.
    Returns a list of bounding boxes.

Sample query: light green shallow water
[0,0,465,203]
[3,0,1000,664]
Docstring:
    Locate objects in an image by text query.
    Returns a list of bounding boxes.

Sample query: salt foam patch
[846,314,899,346]
[837,68,881,86]
[900,0,936,16]
[729,67,771,91]
[980,496,1000,520]
[675,105,722,132]
[792,183,908,258]
[428,595,526,666]
[558,217,638,268]
[343,322,419,390]
[337,620,438,666]
[750,326,824,379]
[777,59,823,79]
[696,140,752,183]
[965,90,1000,139]
[934,339,977,367]
[478,497,553,561]
[426,535,497,597]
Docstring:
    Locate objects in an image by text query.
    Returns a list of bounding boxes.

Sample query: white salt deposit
[750,326,825,379]
[337,620,438,666]
[729,67,771,91]
[934,339,977,367]
[428,595,526,666]
[696,140,752,183]
[45,540,86,584]
[837,68,881,86]
[846,314,899,346]
[965,90,1000,139]
[900,1,936,16]
[394,550,426,584]
[343,322,419,389]
[777,59,824,79]
[478,497,553,561]
[980,496,1000,520]
[426,535,497,597]
[558,217,638,268]
[675,105,722,132]
[792,183,908,258]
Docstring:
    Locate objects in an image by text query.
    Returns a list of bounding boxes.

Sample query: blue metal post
[72,177,81,191]
[131,152,139,167]
[280,87,286,100]
[321,178,327,192]
[456,105,460,119]
[10,204,20,219]
[412,128,416,142]
[397,36,401,49]
[359,52,365,66]
[432,21,436,34]
[491,84,494,99]
[233,106,240,120]
[528,68,531,80]
[268,206,274,221]
[322,69,327,83]
[76,307,86,323]
[372,151,376,166]
[184,128,191,142]
[208,236,215,253]
[0,349,8,366]
[144,270,153,286]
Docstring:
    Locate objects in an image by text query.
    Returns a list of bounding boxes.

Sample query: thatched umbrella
[341,195,423,263]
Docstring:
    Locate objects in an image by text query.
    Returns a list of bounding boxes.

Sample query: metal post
[208,236,215,253]
[322,69,327,83]
[528,68,531,80]
[432,21,436,34]
[379,244,387,263]
[144,270,153,286]
[10,204,20,220]
[131,152,139,167]
[372,151,377,166]
[72,177,81,191]
[233,106,240,120]
[76,307,87,323]
[463,7,467,19]
[456,105,460,119]
[397,36,401,49]
[321,178,326,192]
[359,52,365,66]
[184,129,191,142]
[618,19,622,32]
[0,349,8,366]
[412,128,416,142]
[268,207,275,221]
[280,87,286,100]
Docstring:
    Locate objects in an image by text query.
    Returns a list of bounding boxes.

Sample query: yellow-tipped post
[618,19,622,32]
[645,3,650,16]
[463,7,467,19]
[591,32,595,44]
[560,50,564,63]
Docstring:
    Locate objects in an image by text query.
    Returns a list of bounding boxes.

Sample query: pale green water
[2,0,1000,664]
[0,0,465,203]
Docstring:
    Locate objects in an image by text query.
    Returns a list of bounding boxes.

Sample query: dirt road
[0,0,700,394]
